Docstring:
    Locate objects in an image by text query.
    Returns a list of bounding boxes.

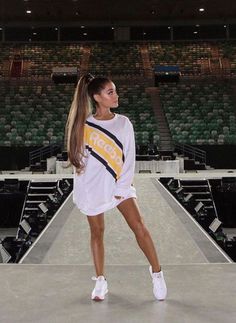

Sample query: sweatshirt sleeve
[114,118,135,197]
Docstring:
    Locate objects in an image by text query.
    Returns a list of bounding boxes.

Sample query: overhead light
[0,27,2,31]
[143,32,146,35]
[26,10,32,14]
[224,25,227,28]
[55,27,58,31]
[81,25,85,28]
[111,27,114,30]
[196,24,200,27]
[194,31,198,34]
[199,8,205,12]
[83,32,87,36]
[33,32,37,35]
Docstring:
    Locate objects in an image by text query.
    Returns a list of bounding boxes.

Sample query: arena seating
[0,84,74,146]
[0,44,83,77]
[88,43,143,76]
[0,83,158,147]
[159,82,236,145]
[1,41,236,149]
[220,41,236,74]
[1,41,236,77]
[148,42,212,75]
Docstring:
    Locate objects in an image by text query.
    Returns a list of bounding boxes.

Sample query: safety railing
[174,142,206,164]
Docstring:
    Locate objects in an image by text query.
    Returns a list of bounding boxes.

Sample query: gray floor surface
[0,174,235,323]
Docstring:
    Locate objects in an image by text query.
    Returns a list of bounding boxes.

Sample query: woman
[66,73,167,301]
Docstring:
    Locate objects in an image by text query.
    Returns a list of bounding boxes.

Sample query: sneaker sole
[92,296,104,302]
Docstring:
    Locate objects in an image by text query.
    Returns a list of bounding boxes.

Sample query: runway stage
[0,174,235,323]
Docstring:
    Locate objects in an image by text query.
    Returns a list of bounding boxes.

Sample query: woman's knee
[87,214,105,240]
[132,221,148,239]
[90,223,105,240]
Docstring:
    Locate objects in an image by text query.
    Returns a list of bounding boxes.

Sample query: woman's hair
[65,73,111,174]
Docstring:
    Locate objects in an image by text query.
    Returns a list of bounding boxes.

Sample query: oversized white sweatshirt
[73,113,137,215]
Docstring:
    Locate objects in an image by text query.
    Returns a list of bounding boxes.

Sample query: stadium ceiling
[1,0,236,26]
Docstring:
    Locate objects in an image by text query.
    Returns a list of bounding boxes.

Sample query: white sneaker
[91,276,108,301]
[149,266,167,301]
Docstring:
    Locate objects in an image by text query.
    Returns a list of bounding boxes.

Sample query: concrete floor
[0,263,235,323]
[0,174,235,323]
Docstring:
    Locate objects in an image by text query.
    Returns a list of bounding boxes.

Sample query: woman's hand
[114,196,124,200]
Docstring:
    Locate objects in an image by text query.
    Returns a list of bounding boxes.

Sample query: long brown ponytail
[65,73,94,174]
[65,74,111,174]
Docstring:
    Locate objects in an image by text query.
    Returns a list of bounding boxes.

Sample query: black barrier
[51,67,78,84]
[154,65,180,85]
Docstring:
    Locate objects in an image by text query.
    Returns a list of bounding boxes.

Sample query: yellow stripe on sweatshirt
[84,124,123,179]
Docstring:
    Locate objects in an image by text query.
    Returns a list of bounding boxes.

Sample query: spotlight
[48,193,57,203]
[176,186,183,195]
[174,186,185,201]
[38,202,48,214]
[167,178,178,191]
[19,219,32,237]
[193,202,208,224]
[194,201,204,214]
[0,244,11,263]
[184,193,193,203]
[183,193,197,213]
[209,218,222,233]
[167,178,174,186]
[57,187,63,196]
[52,186,64,204]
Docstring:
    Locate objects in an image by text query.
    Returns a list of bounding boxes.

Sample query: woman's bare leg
[87,213,105,277]
[117,198,161,272]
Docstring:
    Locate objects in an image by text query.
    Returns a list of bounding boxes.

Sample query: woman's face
[94,81,119,109]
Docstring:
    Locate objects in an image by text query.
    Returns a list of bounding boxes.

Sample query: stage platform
[0,174,235,323]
